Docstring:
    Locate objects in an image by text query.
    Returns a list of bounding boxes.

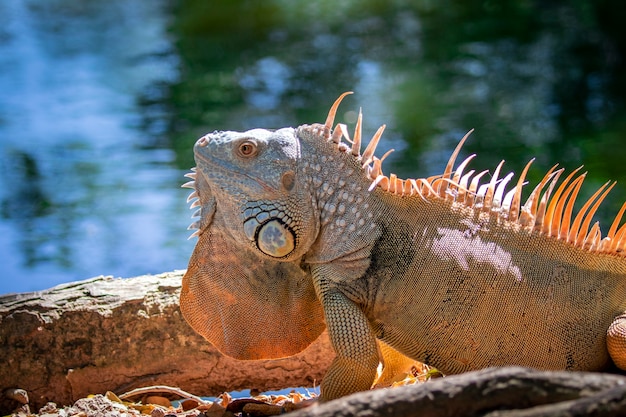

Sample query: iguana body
[181,92,626,401]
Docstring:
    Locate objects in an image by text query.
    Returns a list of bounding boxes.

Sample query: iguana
[180,92,626,401]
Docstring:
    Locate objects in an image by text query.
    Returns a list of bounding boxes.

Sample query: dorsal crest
[318,92,626,256]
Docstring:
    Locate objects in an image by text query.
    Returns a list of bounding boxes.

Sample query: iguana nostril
[197,136,209,147]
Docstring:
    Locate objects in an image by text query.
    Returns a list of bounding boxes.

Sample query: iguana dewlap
[181,92,626,401]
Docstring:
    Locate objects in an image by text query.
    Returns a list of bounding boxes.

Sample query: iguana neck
[297,124,383,277]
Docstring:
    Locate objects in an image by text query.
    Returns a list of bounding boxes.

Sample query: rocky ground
[5,365,433,417]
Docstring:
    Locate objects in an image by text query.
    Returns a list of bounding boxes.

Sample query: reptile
[180,92,626,401]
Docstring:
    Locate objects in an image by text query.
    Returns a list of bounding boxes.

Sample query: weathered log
[291,367,626,417]
[0,272,334,414]
[4,274,626,417]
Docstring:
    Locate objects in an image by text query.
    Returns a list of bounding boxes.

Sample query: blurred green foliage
[157,0,626,222]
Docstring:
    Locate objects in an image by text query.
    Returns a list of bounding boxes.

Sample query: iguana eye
[236,140,258,158]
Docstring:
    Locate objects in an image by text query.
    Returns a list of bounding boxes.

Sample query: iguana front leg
[312,264,379,401]
[608,313,626,370]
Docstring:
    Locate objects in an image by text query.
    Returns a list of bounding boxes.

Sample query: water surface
[1,0,625,293]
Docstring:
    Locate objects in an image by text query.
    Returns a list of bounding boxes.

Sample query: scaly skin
[181,94,626,401]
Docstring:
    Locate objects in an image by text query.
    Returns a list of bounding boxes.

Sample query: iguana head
[190,127,319,260]
[180,126,329,360]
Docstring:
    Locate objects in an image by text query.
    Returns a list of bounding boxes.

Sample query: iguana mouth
[182,167,216,239]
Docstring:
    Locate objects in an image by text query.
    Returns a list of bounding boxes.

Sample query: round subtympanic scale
[257,219,295,257]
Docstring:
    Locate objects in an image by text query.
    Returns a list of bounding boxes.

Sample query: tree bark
[291,367,626,417]
[0,272,334,414]
[4,274,626,417]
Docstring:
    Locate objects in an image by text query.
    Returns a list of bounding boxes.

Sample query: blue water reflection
[2,1,626,294]
[0,1,193,293]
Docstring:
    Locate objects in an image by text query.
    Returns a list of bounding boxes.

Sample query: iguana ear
[180,226,325,360]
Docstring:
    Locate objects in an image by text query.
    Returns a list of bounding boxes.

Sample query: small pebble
[150,408,166,417]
